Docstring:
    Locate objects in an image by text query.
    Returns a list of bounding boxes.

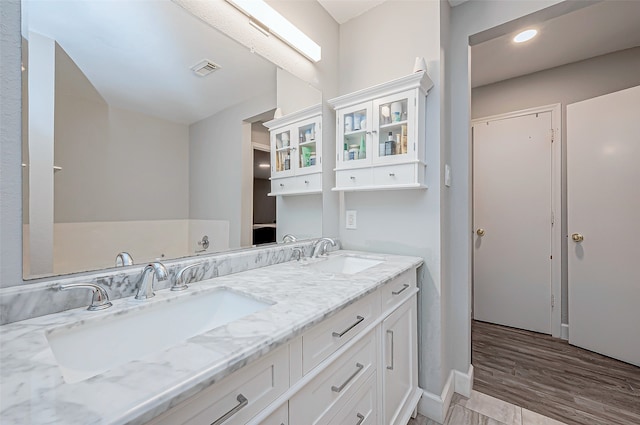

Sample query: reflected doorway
[251,123,276,245]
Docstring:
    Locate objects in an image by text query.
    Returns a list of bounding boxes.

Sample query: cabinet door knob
[350,176,356,180]
[280,183,284,187]
[389,173,395,177]
[476,228,485,236]
[571,233,584,242]
[304,180,309,184]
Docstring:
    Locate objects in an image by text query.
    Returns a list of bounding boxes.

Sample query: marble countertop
[0,250,422,425]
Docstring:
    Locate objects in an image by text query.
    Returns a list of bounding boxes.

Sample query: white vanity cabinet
[145,266,420,425]
[329,71,433,191]
[264,104,322,196]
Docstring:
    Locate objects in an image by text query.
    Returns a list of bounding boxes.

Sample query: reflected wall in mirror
[21,0,322,279]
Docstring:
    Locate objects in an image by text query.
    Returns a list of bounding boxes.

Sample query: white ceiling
[317,0,387,24]
[471,1,640,88]
[318,0,469,23]
[24,0,276,125]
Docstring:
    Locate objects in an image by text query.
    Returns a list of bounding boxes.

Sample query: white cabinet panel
[382,298,418,425]
[147,345,289,425]
[302,292,379,374]
[290,330,377,425]
[327,374,377,425]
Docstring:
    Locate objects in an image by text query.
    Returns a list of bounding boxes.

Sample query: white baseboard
[454,364,474,398]
[417,364,474,423]
[561,323,569,340]
[417,370,454,424]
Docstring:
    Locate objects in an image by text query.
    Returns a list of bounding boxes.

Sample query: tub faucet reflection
[135,262,168,300]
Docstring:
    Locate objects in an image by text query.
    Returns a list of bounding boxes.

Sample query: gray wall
[1,0,23,288]
[337,0,447,395]
[189,91,276,249]
[472,47,640,324]
[53,43,190,223]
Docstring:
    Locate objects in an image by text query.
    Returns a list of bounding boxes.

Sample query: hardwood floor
[472,320,640,425]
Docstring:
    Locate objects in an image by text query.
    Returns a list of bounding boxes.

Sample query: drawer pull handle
[305,180,309,184]
[332,315,364,338]
[387,330,395,370]
[389,173,395,177]
[280,183,284,187]
[350,176,356,180]
[391,284,409,295]
[210,394,248,425]
[356,413,365,424]
[331,363,364,393]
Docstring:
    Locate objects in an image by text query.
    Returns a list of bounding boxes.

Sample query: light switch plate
[346,210,357,229]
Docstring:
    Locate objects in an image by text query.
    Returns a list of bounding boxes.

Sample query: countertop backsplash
[0,241,322,325]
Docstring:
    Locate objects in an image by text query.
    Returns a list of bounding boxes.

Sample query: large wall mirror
[21,0,322,279]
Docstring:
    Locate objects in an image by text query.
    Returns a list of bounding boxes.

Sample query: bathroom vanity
[0,250,422,425]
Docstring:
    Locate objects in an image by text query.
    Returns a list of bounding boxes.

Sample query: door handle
[571,233,584,242]
[476,228,485,236]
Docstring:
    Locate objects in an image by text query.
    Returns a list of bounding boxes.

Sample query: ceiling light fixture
[513,29,538,43]
[225,0,321,62]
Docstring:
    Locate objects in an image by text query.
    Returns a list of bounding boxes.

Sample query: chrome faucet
[311,237,336,258]
[115,252,134,267]
[135,262,168,300]
[282,234,297,243]
[172,263,202,291]
[59,283,112,311]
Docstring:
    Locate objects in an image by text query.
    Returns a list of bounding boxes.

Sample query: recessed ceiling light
[514,29,537,43]
[258,163,270,168]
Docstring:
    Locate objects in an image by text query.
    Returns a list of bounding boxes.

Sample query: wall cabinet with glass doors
[264,104,322,196]
[328,71,433,191]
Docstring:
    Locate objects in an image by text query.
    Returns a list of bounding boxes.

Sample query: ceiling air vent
[191,60,221,77]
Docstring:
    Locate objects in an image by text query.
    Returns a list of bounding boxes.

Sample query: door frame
[471,103,562,338]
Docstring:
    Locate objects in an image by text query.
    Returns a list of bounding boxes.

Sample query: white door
[473,112,552,334]
[567,86,640,366]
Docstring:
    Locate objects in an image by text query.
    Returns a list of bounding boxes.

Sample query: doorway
[252,147,276,245]
[472,106,561,335]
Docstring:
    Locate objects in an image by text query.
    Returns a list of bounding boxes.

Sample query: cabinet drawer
[296,172,322,193]
[381,269,417,314]
[328,374,377,425]
[290,330,377,425]
[261,402,289,425]
[336,168,372,189]
[147,345,289,425]
[271,176,297,196]
[302,292,379,374]
[372,163,416,187]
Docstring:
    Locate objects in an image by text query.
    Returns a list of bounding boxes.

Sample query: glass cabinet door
[296,118,320,174]
[338,104,372,168]
[272,128,294,177]
[373,90,415,163]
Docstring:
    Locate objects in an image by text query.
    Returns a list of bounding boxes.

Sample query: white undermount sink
[308,255,383,275]
[46,288,272,384]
